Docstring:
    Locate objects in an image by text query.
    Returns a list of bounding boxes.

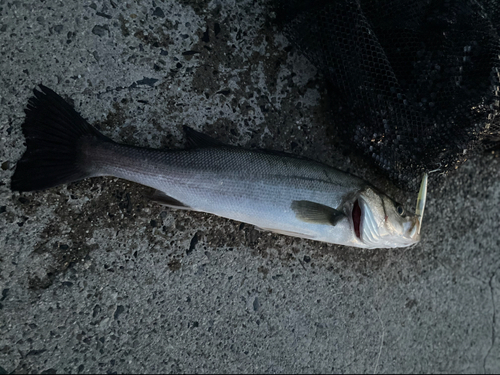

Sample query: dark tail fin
[11,85,110,192]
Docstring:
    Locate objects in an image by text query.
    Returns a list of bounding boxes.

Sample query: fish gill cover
[273,0,500,190]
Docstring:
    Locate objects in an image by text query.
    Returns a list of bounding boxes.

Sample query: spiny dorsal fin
[291,200,345,226]
[150,190,191,210]
[183,126,225,148]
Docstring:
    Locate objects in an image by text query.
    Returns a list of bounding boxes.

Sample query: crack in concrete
[483,271,497,373]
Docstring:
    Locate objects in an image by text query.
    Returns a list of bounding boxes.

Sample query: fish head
[351,187,421,249]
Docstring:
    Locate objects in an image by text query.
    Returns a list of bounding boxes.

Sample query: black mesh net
[273,0,500,190]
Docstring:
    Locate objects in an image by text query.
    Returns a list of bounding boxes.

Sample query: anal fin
[255,226,316,239]
[151,190,191,210]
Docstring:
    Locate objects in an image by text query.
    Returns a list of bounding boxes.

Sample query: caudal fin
[11,85,110,192]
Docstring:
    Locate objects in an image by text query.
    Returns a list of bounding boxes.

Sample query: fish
[10,85,428,249]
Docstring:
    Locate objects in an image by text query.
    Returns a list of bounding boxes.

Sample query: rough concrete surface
[0,0,499,373]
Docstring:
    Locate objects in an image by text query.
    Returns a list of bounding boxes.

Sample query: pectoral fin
[291,200,345,226]
[151,190,191,210]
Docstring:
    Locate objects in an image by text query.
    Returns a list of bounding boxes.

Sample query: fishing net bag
[274,0,500,189]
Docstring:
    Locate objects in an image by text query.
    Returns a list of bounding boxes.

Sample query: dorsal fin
[183,126,225,148]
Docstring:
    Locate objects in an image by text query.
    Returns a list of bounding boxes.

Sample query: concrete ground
[1,0,499,373]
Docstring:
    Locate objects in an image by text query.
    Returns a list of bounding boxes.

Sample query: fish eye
[396,205,405,216]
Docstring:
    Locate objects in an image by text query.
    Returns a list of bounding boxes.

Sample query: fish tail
[11,85,111,192]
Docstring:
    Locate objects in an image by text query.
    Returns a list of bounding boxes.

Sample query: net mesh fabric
[274,0,500,190]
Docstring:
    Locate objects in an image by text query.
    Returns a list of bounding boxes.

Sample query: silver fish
[11,85,427,249]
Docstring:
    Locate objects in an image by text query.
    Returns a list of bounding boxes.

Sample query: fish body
[11,86,424,249]
[86,141,366,246]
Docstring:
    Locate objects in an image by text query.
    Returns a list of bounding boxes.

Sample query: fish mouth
[352,199,362,239]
